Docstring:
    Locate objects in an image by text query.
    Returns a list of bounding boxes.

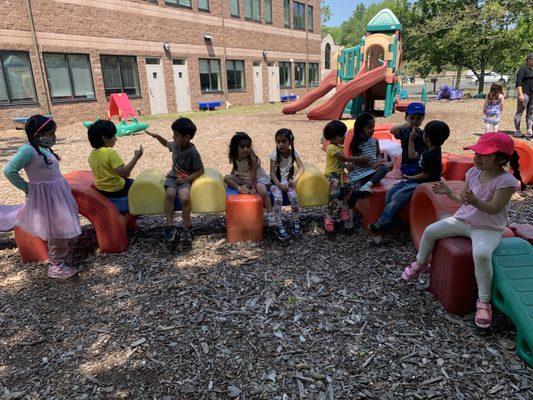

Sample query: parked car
[470,71,509,84]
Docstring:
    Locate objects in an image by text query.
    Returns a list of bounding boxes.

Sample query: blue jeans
[378,180,420,225]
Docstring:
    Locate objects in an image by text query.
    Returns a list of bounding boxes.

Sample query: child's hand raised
[134,145,144,159]
[432,181,450,195]
[463,190,479,207]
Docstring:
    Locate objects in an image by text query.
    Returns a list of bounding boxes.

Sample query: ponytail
[509,151,526,191]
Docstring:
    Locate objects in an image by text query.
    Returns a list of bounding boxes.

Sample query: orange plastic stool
[355,178,410,230]
[512,139,533,184]
[226,194,264,243]
[14,226,48,263]
[443,154,474,181]
[409,181,465,250]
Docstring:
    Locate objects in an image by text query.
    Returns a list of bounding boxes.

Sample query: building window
[230,0,240,16]
[325,43,331,70]
[44,53,95,102]
[284,0,290,27]
[165,0,192,8]
[199,59,221,92]
[245,0,260,21]
[265,0,272,23]
[307,5,313,31]
[308,63,318,87]
[0,51,37,105]
[226,60,245,91]
[295,62,305,87]
[100,55,141,97]
[293,2,305,29]
[198,0,209,11]
[279,62,291,88]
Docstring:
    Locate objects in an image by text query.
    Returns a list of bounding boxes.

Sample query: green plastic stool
[492,237,533,367]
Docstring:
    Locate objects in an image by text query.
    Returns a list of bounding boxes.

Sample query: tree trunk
[478,68,485,95]
[455,67,462,90]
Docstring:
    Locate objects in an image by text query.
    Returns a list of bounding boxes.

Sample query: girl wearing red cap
[402,132,525,328]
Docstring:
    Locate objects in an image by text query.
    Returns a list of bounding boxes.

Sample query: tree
[321,0,332,27]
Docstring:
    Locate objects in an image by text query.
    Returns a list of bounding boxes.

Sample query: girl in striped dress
[347,112,389,206]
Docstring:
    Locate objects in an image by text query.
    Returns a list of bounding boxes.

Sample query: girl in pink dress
[401,133,524,328]
[3,115,81,279]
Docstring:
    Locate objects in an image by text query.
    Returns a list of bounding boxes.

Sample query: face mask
[38,136,56,148]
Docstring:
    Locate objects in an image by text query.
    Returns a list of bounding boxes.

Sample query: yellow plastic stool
[191,168,226,213]
[296,163,329,207]
[128,169,166,215]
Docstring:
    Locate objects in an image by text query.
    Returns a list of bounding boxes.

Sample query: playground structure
[283,9,422,120]
[83,93,149,136]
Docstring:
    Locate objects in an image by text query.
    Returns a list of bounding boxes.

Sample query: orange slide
[282,70,338,115]
[307,65,387,121]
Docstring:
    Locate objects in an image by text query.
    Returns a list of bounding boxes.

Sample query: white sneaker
[359,182,373,194]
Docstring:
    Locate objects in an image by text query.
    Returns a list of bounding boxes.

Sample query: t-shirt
[269,149,300,182]
[88,147,125,192]
[516,66,533,93]
[324,144,344,176]
[397,126,427,174]
[166,142,203,179]
[454,167,520,231]
[416,147,442,182]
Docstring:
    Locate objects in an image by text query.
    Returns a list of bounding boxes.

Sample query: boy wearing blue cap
[369,120,451,238]
[392,102,428,176]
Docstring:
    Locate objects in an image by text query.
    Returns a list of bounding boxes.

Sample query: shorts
[164,176,191,192]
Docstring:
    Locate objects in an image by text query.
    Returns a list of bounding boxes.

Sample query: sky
[323,0,383,27]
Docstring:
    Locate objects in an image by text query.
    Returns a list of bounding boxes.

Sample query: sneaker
[47,263,78,280]
[340,208,350,222]
[291,220,302,236]
[369,221,383,233]
[401,261,430,282]
[514,130,524,138]
[359,182,373,194]
[324,217,335,234]
[180,228,193,245]
[164,226,178,242]
[275,224,290,240]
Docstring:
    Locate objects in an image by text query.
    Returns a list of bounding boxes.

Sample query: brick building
[0,0,321,129]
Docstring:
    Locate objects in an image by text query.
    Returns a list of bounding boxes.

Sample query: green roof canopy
[366,8,402,32]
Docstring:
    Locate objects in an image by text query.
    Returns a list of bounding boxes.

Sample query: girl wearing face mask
[3,115,81,280]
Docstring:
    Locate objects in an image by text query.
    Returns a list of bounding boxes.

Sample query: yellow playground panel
[296,163,329,207]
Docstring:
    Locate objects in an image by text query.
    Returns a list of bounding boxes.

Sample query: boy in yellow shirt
[323,120,367,233]
[88,120,143,197]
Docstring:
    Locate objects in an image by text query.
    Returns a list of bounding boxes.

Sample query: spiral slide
[307,65,388,121]
[282,70,338,115]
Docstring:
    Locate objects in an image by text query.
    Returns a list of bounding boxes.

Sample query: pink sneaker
[401,262,430,282]
[47,263,78,280]
[324,217,335,233]
[340,208,350,222]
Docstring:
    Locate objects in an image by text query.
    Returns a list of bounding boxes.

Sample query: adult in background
[514,52,533,138]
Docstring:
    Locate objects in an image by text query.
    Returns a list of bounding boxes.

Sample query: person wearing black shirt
[514,52,533,138]
[369,121,450,235]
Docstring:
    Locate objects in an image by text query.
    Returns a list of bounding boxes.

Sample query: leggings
[416,217,502,302]
[514,93,533,134]
[48,238,77,265]
[270,183,299,221]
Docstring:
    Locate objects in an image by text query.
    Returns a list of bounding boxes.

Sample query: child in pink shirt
[402,133,524,329]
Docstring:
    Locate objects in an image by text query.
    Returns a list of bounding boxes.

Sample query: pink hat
[464,132,515,156]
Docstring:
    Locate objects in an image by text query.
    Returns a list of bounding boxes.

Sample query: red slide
[282,70,338,115]
[307,65,387,120]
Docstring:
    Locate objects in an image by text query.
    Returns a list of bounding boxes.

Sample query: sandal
[475,300,492,329]
[402,261,430,282]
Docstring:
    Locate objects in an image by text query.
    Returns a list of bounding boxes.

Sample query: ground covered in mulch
[1,99,532,399]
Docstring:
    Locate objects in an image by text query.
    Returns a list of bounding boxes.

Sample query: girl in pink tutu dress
[3,115,81,279]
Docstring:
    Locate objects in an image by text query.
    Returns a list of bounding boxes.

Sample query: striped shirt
[348,137,379,182]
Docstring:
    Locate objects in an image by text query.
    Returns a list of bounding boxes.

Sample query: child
[483,83,505,133]
[323,120,368,233]
[88,120,143,198]
[3,115,81,279]
[391,102,427,176]
[146,118,204,244]
[224,132,275,225]
[402,133,524,328]
[346,112,389,204]
[369,120,450,234]
[269,128,305,239]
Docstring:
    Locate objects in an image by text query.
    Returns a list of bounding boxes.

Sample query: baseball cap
[464,132,515,156]
[406,102,426,116]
